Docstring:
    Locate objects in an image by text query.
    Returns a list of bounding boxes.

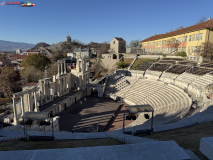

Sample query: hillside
[0,40,35,51]
[30,42,50,51]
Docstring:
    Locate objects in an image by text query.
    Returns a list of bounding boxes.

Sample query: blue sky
[0,0,213,45]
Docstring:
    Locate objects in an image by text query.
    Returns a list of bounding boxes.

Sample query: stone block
[199,136,213,160]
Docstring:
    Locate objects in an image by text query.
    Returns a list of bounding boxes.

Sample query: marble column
[58,78,61,96]
[39,90,41,106]
[65,77,67,92]
[64,61,67,74]
[79,75,82,89]
[27,93,31,111]
[48,80,50,100]
[82,75,84,89]
[43,81,46,101]
[20,95,25,116]
[61,78,63,94]
[61,63,63,75]
[34,91,38,112]
[57,63,60,76]
[12,97,18,125]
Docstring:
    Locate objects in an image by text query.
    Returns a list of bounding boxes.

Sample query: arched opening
[90,88,98,97]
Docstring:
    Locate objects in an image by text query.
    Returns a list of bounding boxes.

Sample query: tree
[97,42,109,58]
[20,66,44,83]
[129,39,141,49]
[0,66,17,103]
[176,26,183,30]
[165,38,180,53]
[197,16,206,24]
[21,54,51,71]
[20,54,51,83]
[199,42,213,60]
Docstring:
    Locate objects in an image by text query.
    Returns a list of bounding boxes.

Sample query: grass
[123,58,134,67]
[0,138,123,151]
[143,121,213,160]
[130,58,156,70]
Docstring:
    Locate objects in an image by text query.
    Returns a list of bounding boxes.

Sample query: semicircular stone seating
[107,75,192,128]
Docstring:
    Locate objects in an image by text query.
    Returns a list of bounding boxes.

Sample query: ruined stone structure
[11,57,90,125]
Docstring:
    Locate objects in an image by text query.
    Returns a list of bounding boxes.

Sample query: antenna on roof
[67,31,69,36]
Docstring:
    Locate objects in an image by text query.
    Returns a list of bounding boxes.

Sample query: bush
[175,52,187,57]
[116,61,129,69]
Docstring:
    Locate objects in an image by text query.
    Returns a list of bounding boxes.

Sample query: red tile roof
[9,55,27,59]
[27,50,40,52]
[115,37,126,42]
[141,19,213,43]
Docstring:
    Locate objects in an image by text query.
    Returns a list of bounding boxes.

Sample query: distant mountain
[0,40,36,51]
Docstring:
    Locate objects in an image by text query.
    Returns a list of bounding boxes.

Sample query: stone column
[61,78,64,94]
[20,95,25,116]
[43,81,46,101]
[65,77,67,92]
[82,75,84,89]
[39,90,41,106]
[57,63,60,76]
[61,63,63,75]
[79,75,82,89]
[64,61,67,74]
[34,91,38,112]
[58,78,61,96]
[27,93,31,111]
[12,97,18,125]
[48,80,50,100]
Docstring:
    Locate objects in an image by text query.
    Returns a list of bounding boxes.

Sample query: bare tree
[166,38,180,53]
[199,42,213,60]
[197,16,206,24]
[97,42,109,58]
[129,39,140,49]
[0,66,17,103]
[176,26,183,30]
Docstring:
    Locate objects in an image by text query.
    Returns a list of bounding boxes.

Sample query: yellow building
[140,18,213,56]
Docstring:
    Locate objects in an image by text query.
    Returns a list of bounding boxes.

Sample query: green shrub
[175,52,187,57]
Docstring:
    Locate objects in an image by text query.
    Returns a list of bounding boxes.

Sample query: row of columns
[57,61,67,76]
[13,91,38,125]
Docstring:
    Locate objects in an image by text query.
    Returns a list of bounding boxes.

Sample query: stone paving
[58,97,120,132]
[0,141,191,160]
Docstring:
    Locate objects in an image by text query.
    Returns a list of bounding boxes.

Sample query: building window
[180,37,182,42]
[191,46,194,53]
[200,33,203,40]
[185,36,187,42]
[190,57,192,60]
[197,57,200,61]
[189,35,192,41]
[196,34,199,40]
[178,37,180,42]
[192,34,195,41]
[188,47,191,55]
[183,36,185,42]
[194,57,196,60]
[195,46,197,54]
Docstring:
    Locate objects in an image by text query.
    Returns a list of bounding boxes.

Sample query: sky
[0,0,213,45]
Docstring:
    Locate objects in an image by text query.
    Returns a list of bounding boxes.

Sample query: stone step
[199,136,213,160]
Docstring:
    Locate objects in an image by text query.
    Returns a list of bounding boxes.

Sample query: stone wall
[101,58,120,69]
